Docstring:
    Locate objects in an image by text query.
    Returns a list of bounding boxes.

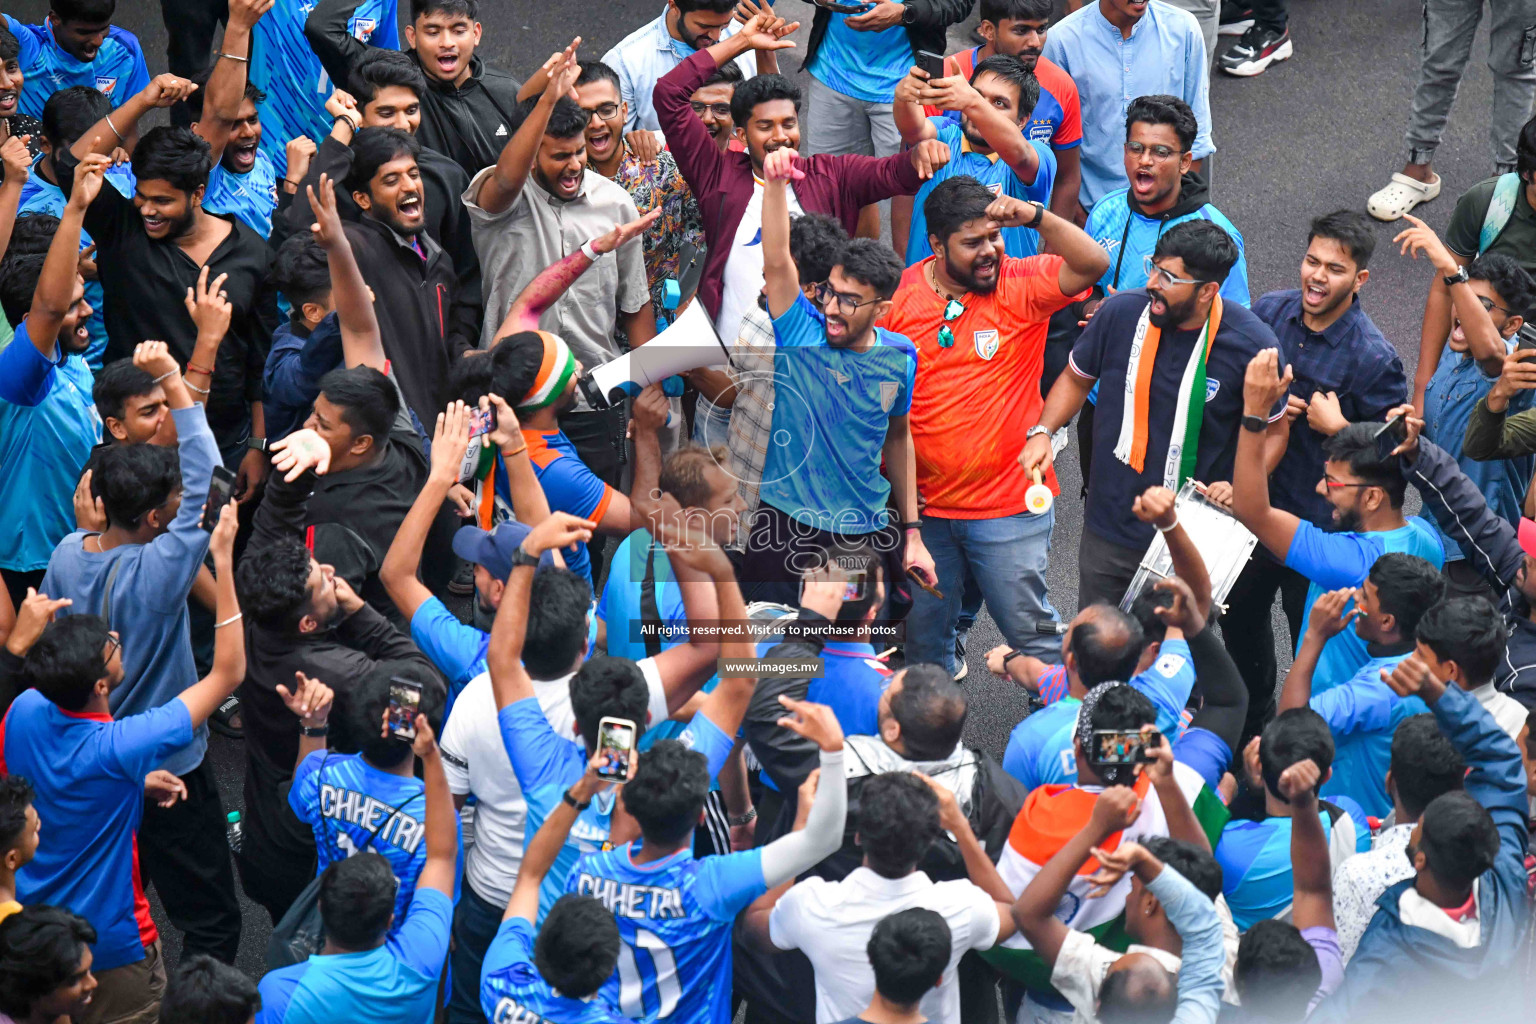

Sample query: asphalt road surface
[7,0,1495,977]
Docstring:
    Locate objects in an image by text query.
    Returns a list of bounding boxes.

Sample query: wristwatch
[301,723,329,738]
[901,2,918,24]
[511,544,541,569]
[1023,200,1046,229]
[1443,265,1470,287]
[1002,649,1025,668]
[562,788,591,811]
[728,808,758,827]
[246,436,269,453]
[1026,424,1052,440]
[1241,414,1268,433]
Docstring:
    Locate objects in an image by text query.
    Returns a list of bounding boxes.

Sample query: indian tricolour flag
[981,763,1228,994]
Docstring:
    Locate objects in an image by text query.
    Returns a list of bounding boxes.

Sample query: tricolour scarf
[1113,294,1223,489]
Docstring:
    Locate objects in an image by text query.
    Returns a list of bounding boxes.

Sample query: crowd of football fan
[0,1,1535,1023]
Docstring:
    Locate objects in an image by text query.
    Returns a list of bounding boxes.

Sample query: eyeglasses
[690,101,733,119]
[1321,477,1375,489]
[581,102,620,121]
[1477,295,1515,316]
[1143,256,1202,288]
[101,632,120,668]
[815,283,883,317]
[1124,140,1182,161]
[937,297,965,347]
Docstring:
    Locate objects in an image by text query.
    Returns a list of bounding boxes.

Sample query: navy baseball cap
[452,521,557,581]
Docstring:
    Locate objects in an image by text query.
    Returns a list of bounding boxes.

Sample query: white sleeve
[1049,930,1121,1016]
[638,656,671,730]
[439,712,472,797]
[759,749,848,887]
[767,879,819,952]
[959,882,1005,951]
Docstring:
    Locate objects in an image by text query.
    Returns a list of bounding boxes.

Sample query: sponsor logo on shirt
[827,368,850,385]
[1154,652,1187,678]
[987,182,1003,196]
[880,380,898,412]
[973,328,999,361]
[495,123,509,137]
[95,76,117,96]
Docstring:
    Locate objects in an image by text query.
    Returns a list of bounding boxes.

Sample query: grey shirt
[463,167,649,412]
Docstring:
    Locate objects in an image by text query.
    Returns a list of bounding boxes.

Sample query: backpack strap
[97,555,125,624]
[639,538,663,659]
[1479,172,1522,253]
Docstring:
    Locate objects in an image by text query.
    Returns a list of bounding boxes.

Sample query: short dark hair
[1259,708,1334,804]
[1367,553,1445,641]
[1518,112,1536,183]
[1321,422,1407,508]
[50,0,116,23]
[93,358,158,424]
[347,664,442,770]
[575,60,621,92]
[0,775,35,855]
[731,74,800,130]
[675,0,739,12]
[623,739,710,846]
[1307,209,1377,270]
[1418,790,1499,891]
[41,85,110,149]
[838,238,903,300]
[1151,220,1239,286]
[889,664,967,760]
[568,656,651,751]
[1234,919,1322,1021]
[236,537,314,631]
[525,568,592,679]
[0,22,17,62]
[1415,596,1503,686]
[186,64,265,122]
[867,908,951,1007]
[1468,251,1536,317]
[0,253,45,325]
[970,53,1038,115]
[410,0,477,19]
[92,441,182,528]
[659,445,729,509]
[345,126,420,198]
[269,235,333,310]
[1141,837,1222,901]
[488,330,544,404]
[1127,585,1172,647]
[790,213,848,286]
[534,895,620,998]
[132,126,213,195]
[316,366,399,446]
[700,60,743,89]
[923,175,996,249]
[1084,684,1157,789]
[4,214,61,258]
[0,905,97,1020]
[319,852,396,950]
[1125,94,1197,153]
[1070,605,1146,687]
[351,49,428,106]
[158,954,260,1024]
[857,772,943,877]
[980,0,1052,22]
[1390,714,1465,820]
[542,97,589,142]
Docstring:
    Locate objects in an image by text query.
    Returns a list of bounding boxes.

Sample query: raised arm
[1234,349,1303,559]
[920,774,1016,932]
[486,512,595,710]
[70,75,199,161]
[24,154,108,356]
[1131,487,1211,624]
[474,51,581,217]
[1277,759,1334,932]
[919,70,1038,183]
[761,148,803,319]
[381,403,472,623]
[990,196,1109,296]
[653,518,752,731]
[503,755,611,921]
[181,266,232,405]
[892,68,941,147]
[409,716,459,898]
[1278,588,1355,713]
[1395,215,1507,375]
[0,128,30,264]
[307,174,384,371]
[194,0,270,163]
[174,504,246,726]
[1466,354,1536,460]
[304,0,382,89]
[758,700,849,887]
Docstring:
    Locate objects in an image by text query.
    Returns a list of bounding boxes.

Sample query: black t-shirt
[1069,289,1282,550]
[1445,175,1536,271]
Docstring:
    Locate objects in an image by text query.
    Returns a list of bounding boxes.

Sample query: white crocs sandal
[1367,172,1441,222]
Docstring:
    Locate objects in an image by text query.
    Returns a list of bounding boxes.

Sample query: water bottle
[226,810,243,855]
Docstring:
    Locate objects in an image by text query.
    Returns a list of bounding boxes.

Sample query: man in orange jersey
[879,176,1106,677]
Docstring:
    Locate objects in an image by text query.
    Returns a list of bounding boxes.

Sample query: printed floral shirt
[613,143,704,324]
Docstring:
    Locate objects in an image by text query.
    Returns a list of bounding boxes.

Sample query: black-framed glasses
[815,283,882,317]
[690,101,732,118]
[1124,140,1181,161]
[1322,476,1375,489]
[1477,295,1514,317]
[101,632,120,669]
[581,102,620,121]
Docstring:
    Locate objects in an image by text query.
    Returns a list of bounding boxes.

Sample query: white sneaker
[1367,172,1441,222]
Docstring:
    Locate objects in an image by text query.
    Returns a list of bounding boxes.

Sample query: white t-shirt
[438,660,669,905]
[1469,682,1527,742]
[1049,930,1183,1024]
[768,867,1001,1024]
[716,177,803,350]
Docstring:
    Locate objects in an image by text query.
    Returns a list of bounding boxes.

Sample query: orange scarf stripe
[1007,774,1153,876]
[1126,331,1162,473]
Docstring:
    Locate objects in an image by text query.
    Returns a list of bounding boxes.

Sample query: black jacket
[801,0,976,77]
[275,136,482,346]
[1400,438,1536,707]
[306,0,522,176]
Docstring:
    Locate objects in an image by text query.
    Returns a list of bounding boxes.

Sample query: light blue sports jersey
[1133,638,1197,737]
[1216,806,1369,930]
[1082,188,1250,304]
[760,291,917,534]
[905,118,1057,265]
[480,917,631,1024]
[569,841,766,1024]
[4,15,150,119]
[289,751,462,933]
[250,0,400,177]
[1312,653,1429,819]
[17,153,135,369]
[206,148,280,238]
[1002,698,1079,792]
[807,9,910,104]
[502,698,737,921]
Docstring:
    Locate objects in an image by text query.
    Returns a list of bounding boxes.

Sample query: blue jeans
[448,881,503,1024]
[907,510,1059,671]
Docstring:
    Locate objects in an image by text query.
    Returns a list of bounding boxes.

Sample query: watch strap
[1241,414,1268,433]
[512,544,541,569]
[1001,649,1025,667]
[1443,265,1470,286]
[563,788,591,811]
[247,436,269,453]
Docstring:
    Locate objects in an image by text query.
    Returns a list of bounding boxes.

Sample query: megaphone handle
[1032,468,1042,487]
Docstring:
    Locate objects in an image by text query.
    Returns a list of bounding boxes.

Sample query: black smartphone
[387,679,422,741]
[821,0,876,12]
[916,49,947,80]
[1374,413,1407,462]
[1090,729,1161,766]
[200,465,237,532]
[1517,322,1536,351]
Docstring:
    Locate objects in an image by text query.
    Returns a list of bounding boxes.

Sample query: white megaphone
[1025,468,1053,514]
[578,300,733,410]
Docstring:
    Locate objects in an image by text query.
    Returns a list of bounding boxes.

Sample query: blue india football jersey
[569,842,766,1024]
[1002,697,1079,793]
[250,0,400,177]
[206,149,279,237]
[1131,637,1197,737]
[480,917,631,1024]
[289,750,461,932]
[4,15,150,119]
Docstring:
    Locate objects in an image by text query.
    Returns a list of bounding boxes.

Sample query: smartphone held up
[596,717,637,781]
[387,679,422,741]
[201,465,237,532]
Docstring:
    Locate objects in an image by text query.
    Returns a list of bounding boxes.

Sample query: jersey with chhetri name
[288,750,460,932]
[249,0,400,178]
[4,15,150,119]
[569,842,767,1024]
[480,917,630,1024]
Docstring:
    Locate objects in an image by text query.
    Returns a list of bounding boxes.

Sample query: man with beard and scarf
[1022,221,1283,610]
[1232,361,1443,706]
[893,54,1055,265]
[306,0,521,178]
[62,74,278,502]
[1223,210,1405,740]
[881,178,1106,675]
